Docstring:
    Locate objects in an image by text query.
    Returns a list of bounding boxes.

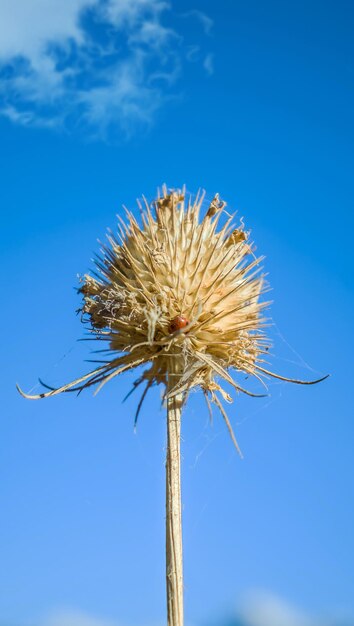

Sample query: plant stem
[166,387,184,626]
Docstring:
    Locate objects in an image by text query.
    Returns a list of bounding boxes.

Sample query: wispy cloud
[203,53,214,76]
[42,608,119,626]
[36,593,353,626]
[0,0,212,138]
[238,591,318,626]
[182,10,214,35]
[40,608,164,626]
[208,590,353,626]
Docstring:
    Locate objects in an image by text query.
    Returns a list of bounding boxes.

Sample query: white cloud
[183,10,213,35]
[36,594,354,626]
[235,590,351,626]
[41,608,162,626]
[43,609,119,626]
[239,591,317,626]
[0,0,211,138]
[0,0,91,60]
[203,53,214,76]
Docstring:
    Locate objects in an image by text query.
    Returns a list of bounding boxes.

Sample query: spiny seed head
[78,187,268,400]
[18,186,328,452]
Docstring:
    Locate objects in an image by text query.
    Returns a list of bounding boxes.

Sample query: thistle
[18,186,327,626]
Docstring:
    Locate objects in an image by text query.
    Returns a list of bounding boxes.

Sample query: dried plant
[18,186,327,626]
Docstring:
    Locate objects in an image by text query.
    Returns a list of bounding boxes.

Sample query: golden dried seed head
[18,186,328,451]
[76,188,267,400]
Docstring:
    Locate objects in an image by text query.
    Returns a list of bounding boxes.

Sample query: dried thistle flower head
[18,186,327,452]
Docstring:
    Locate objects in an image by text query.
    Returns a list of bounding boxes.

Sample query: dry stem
[166,381,184,626]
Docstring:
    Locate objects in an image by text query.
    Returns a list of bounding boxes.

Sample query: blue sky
[0,1,353,625]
